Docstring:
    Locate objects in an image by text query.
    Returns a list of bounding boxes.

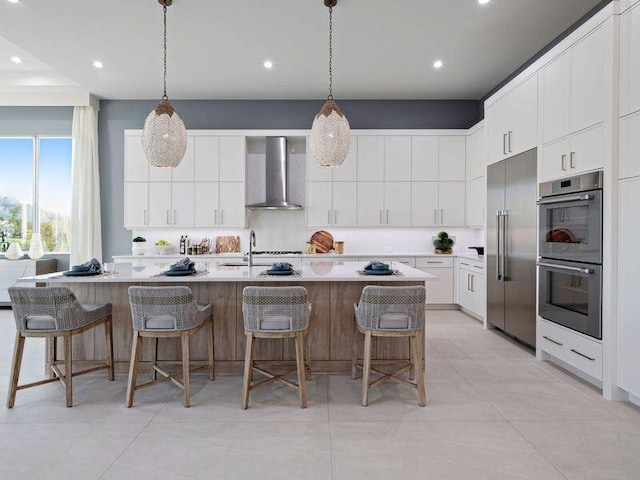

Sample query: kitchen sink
[220,262,272,267]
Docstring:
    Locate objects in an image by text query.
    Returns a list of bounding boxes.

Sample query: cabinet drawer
[415,257,454,268]
[538,319,603,381]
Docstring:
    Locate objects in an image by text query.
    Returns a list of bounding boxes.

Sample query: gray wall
[0,106,73,270]
[99,99,480,261]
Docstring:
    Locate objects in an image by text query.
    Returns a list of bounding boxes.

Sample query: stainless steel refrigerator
[487,148,537,347]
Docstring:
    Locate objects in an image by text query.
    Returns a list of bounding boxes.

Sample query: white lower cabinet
[0,259,57,304]
[415,257,454,304]
[457,258,485,319]
[538,318,603,381]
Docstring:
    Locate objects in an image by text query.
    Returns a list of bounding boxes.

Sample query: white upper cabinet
[194,136,219,182]
[357,181,385,226]
[621,2,640,116]
[485,74,538,163]
[124,134,148,182]
[384,136,412,181]
[218,181,245,227]
[194,182,219,227]
[124,182,149,228]
[148,138,194,182]
[540,124,604,181]
[466,125,486,180]
[411,136,438,181]
[466,176,485,228]
[357,136,385,181]
[307,136,358,182]
[218,136,245,182]
[438,136,466,181]
[620,111,640,179]
[542,22,611,144]
[384,182,411,226]
[170,182,195,227]
[411,181,466,227]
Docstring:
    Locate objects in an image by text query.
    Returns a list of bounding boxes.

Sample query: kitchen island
[20,261,434,374]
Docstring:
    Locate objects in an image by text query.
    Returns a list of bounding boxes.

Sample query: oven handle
[536,194,593,205]
[536,262,593,274]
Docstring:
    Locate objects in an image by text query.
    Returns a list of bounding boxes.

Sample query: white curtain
[70,106,103,266]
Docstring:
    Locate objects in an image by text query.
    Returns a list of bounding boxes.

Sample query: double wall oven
[537,171,603,339]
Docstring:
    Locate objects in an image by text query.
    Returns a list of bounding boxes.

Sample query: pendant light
[141,0,187,168]
[311,0,351,168]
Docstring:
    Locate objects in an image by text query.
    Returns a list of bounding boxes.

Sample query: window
[0,137,72,253]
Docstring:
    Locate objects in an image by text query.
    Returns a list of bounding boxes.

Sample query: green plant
[133,236,146,242]
[433,231,454,251]
[155,239,171,246]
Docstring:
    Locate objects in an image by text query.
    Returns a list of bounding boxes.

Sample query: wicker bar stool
[7,286,114,408]
[126,286,213,408]
[352,285,426,407]
[242,286,311,409]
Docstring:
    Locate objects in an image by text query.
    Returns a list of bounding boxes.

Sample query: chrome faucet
[247,230,256,267]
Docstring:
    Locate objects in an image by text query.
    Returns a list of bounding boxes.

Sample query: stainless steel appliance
[537,171,603,264]
[487,148,537,347]
[536,172,603,339]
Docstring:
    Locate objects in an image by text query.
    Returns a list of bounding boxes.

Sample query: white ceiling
[0,0,604,102]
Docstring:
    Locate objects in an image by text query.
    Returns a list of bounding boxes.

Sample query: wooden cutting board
[215,236,240,253]
[310,230,333,254]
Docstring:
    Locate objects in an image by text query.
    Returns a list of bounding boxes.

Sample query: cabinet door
[194,182,219,227]
[357,182,384,226]
[471,272,486,319]
[485,93,510,164]
[384,136,412,181]
[540,137,571,182]
[384,182,411,226]
[618,177,640,397]
[307,134,331,182]
[332,137,358,181]
[620,111,640,179]
[332,182,357,226]
[510,74,538,155]
[124,135,148,182]
[194,136,219,182]
[621,3,640,116]
[0,261,35,303]
[569,124,604,175]
[571,24,608,134]
[438,181,466,226]
[307,182,332,227]
[218,137,245,182]
[171,182,194,227]
[124,182,149,228]
[466,127,486,181]
[411,182,438,226]
[418,267,454,304]
[438,136,466,181]
[411,136,439,181]
[457,268,473,311]
[148,183,172,227]
[218,181,245,227]
[542,50,571,144]
[357,137,385,181]
[171,136,195,182]
[467,176,485,228]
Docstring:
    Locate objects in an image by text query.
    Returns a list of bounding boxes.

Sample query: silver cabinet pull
[143,209,147,226]
[379,209,383,225]
[440,208,444,224]
[333,210,337,225]
[536,262,593,274]
[434,209,437,224]
[328,209,331,225]
[470,274,474,292]
[502,133,507,155]
[537,194,592,205]
[571,348,595,361]
[543,335,563,346]
[166,210,170,225]
[220,209,224,225]
[214,209,218,225]
[426,261,443,264]
[467,273,471,291]
[386,209,389,224]
[508,131,512,153]
[461,262,470,266]
[472,265,484,270]
[561,154,567,171]
[570,151,576,169]
[173,209,177,225]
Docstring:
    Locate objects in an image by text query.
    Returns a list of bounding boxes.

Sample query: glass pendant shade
[311,99,351,168]
[142,98,187,168]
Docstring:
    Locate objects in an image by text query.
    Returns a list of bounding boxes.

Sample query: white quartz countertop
[19,261,436,283]
[113,252,483,261]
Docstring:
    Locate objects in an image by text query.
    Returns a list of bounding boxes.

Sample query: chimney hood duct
[246,136,303,210]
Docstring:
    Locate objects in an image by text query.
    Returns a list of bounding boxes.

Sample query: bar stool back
[241,286,311,409]
[127,286,214,408]
[352,285,426,406]
[7,286,114,408]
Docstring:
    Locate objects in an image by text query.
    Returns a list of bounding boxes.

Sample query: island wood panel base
[51,280,423,374]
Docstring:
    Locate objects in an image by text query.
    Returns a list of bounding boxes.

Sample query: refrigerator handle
[501,210,508,280]
[496,210,502,280]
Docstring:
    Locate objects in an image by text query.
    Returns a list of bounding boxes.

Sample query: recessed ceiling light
[11,56,22,64]
[263,60,273,69]
[433,60,443,69]
[8,0,20,4]
[478,0,490,4]
[93,60,104,69]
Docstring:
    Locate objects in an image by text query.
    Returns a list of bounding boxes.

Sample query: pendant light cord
[328,5,333,100]
[162,4,168,100]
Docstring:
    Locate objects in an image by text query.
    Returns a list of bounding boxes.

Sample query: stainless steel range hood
[246,136,302,210]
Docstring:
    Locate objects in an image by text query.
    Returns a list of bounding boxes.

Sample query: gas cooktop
[252,250,303,255]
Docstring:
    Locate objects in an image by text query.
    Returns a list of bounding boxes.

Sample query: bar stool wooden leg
[182,332,191,408]
[242,333,254,410]
[305,330,312,381]
[208,317,215,381]
[411,333,427,407]
[151,337,159,381]
[408,337,415,380]
[361,331,372,407]
[295,331,307,409]
[46,337,55,379]
[7,332,25,408]
[351,321,358,380]
[105,316,115,381]
[63,333,73,407]
[126,331,142,407]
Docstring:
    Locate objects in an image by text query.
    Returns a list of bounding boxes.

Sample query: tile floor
[1,308,639,480]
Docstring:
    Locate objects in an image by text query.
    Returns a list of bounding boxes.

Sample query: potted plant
[131,236,147,255]
[433,231,454,254]
[154,239,173,255]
